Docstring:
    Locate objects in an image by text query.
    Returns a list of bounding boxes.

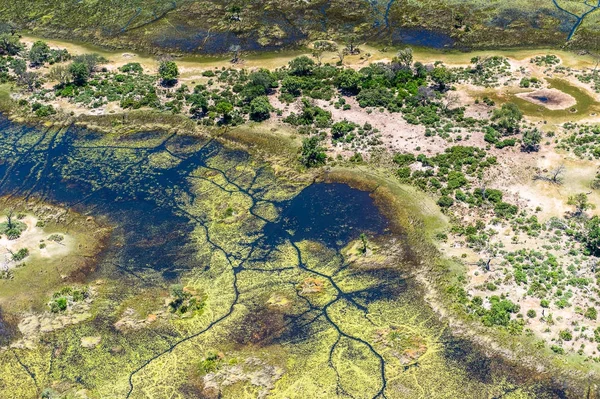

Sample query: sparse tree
[229,45,242,64]
[567,192,595,217]
[72,53,106,73]
[395,47,413,69]
[344,35,360,55]
[492,102,523,134]
[336,46,348,65]
[18,71,38,91]
[10,58,26,77]
[48,64,71,86]
[312,41,336,65]
[0,33,23,56]
[359,233,368,254]
[550,164,565,184]
[6,209,14,230]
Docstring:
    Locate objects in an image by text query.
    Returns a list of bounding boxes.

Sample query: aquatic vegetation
[0,115,582,397]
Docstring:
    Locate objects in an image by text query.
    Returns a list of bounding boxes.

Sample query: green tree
[0,33,23,56]
[430,66,452,91]
[249,96,273,121]
[248,69,276,94]
[492,103,523,134]
[69,62,89,86]
[159,61,179,86]
[521,128,542,152]
[567,192,595,217]
[28,40,50,67]
[587,216,600,254]
[215,101,234,122]
[281,76,303,97]
[188,93,208,115]
[299,136,326,167]
[335,69,361,94]
[288,56,315,76]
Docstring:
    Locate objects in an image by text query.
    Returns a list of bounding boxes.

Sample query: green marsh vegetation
[5,0,600,54]
[0,115,585,398]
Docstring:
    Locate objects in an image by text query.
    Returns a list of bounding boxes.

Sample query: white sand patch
[0,214,73,270]
[516,88,576,110]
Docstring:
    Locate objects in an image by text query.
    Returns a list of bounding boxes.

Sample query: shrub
[558,329,572,341]
[198,352,221,374]
[526,309,536,318]
[494,202,518,218]
[48,234,64,242]
[50,297,68,313]
[299,136,326,168]
[12,248,29,261]
[437,195,454,208]
[393,153,416,167]
[585,307,597,320]
[396,167,411,179]
[331,120,357,140]
[120,62,143,74]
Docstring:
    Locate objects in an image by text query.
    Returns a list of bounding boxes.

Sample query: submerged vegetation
[4,0,600,53]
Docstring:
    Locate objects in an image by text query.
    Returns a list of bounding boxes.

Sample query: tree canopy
[159,61,179,85]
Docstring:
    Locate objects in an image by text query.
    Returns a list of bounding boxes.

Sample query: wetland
[0,115,586,398]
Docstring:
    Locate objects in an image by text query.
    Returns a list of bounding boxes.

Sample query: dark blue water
[391,28,454,48]
[264,183,388,249]
[0,116,386,279]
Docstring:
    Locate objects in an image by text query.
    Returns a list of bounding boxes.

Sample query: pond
[0,116,583,398]
[486,78,600,120]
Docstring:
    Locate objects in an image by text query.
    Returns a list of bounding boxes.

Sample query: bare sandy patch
[516,88,577,110]
[0,214,73,270]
